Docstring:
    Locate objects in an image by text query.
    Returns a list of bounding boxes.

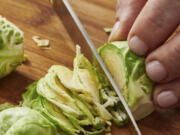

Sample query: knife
[52,0,142,135]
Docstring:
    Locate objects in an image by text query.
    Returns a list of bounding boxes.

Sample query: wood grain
[0,0,180,135]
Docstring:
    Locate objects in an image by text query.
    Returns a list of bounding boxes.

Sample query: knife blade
[52,0,142,135]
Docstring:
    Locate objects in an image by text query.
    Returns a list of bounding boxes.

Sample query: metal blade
[52,0,142,135]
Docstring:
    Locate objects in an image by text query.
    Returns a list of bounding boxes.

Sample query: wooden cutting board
[0,0,180,135]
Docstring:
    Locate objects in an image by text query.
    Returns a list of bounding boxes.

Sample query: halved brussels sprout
[93,59,129,126]
[0,16,24,78]
[98,41,154,120]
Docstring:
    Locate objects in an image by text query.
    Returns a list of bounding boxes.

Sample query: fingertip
[156,90,178,108]
[146,60,167,82]
[153,80,180,109]
[128,36,148,56]
[108,21,128,42]
[108,21,121,42]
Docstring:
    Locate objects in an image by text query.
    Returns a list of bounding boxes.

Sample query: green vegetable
[22,81,79,135]
[0,16,24,78]
[93,61,129,126]
[0,107,61,135]
[49,46,112,121]
[98,41,154,120]
[36,74,104,134]
[93,59,129,126]
[22,69,105,134]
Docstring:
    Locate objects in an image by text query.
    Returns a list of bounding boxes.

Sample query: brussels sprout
[35,71,105,134]
[22,82,78,135]
[93,61,129,126]
[0,16,24,78]
[49,46,112,121]
[98,41,154,120]
[0,107,61,135]
[37,77,84,118]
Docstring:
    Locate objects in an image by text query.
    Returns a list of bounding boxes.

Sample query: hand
[109,0,180,109]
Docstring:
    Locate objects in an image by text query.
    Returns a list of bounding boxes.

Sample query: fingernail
[108,21,121,42]
[146,61,167,82]
[129,36,148,56]
[157,91,178,108]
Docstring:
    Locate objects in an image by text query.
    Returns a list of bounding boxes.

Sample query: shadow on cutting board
[0,71,34,104]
